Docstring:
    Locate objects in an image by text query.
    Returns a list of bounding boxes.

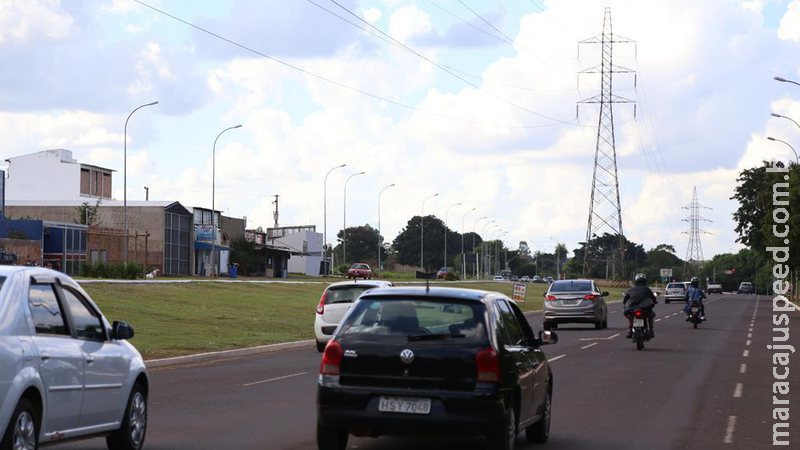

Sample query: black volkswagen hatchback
[317,286,558,450]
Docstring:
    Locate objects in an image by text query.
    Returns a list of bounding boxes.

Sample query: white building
[5,149,113,201]
[268,225,323,276]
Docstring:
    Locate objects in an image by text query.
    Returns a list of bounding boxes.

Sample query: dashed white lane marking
[655,318,662,322]
[745,340,751,346]
[580,343,598,350]
[747,333,752,338]
[608,333,620,339]
[242,372,307,387]
[743,350,749,357]
[548,354,566,363]
[733,383,743,398]
[724,415,737,444]
[740,363,747,374]
[748,328,753,333]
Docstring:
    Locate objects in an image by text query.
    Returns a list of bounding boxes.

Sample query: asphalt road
[58,293,799,450]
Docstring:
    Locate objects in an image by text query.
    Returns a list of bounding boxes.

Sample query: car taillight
[476,348,501,383]
[320,340,343,376]
[545,295,557,301]
[633,309,644,317]
[316,291,328,315]
[583,294,599,301]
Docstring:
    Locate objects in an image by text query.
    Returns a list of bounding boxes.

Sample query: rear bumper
[317,385,506,437]
[544,305,601,322]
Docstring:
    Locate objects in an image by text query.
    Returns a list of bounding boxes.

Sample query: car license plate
[633,318,644,327]
[562,300,578,306]
[378,396,431,415]
[691,307,699,313]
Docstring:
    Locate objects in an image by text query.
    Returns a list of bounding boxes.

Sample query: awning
[194,241,229,251]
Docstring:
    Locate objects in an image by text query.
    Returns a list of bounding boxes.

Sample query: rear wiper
[408,333,465,341]
[331,299,354,304]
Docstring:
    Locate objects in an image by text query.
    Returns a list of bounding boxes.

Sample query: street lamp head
[771,113,782,118]
[775,76,788,82]
[232,124,242,129]
[767,136,777,141]
[145,101,159,107]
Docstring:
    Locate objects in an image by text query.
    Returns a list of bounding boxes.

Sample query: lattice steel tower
[682,186,711,277]
[578,7,636,278]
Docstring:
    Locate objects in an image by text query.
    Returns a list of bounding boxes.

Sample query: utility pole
[272,194,280,229]
[578,7,636,279]
[144,186,149,201]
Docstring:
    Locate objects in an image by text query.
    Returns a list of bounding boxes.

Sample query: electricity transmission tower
[578,7,636,278]
[682,186,711,277]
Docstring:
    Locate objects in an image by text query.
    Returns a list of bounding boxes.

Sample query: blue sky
[2,0,799,260]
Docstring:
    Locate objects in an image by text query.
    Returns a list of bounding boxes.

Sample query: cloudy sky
[2,0,799,260]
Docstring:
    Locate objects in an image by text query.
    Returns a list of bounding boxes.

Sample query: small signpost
[513,283,527,303]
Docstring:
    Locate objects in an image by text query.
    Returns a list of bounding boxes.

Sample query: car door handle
[40,354,50,361]
[86,356,95,364]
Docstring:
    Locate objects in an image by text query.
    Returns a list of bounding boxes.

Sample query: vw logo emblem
[400,349,415,364]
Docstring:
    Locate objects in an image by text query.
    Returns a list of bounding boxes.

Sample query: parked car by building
[314,280,393,351]
[545,276,554,284]
[492,275,505,282]
[346,263,372,279]
[521,275,530,282]
[317,286,557,449]
[737,282,754,295]
[0,266,149,450]
[663,281,689,304]
[532,275,545,283]
[543,279,609,330]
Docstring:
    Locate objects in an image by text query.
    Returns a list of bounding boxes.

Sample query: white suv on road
[0,266,149,450]
[314,280,393,351]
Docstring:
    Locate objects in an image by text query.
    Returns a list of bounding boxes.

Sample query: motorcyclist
[623,273,657,339]
[684,277,707,321]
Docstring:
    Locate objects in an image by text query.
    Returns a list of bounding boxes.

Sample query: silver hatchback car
[543,279,609,330]
[0,266,148,450]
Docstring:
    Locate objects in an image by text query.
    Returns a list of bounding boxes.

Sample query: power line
[457,0,515,45]
[318,0,577,125]
[133,0,569,130]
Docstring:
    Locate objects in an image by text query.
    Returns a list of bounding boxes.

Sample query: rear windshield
[0,276,5,293]
[325,285,379,304]
[549,280,592,292]
[667,283,685,289]
[338,298,488,344]
[740,283,752,287]
[351,264,369,269]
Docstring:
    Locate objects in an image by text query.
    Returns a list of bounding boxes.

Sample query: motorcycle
[630,308,652,351]
[688,300,703,329]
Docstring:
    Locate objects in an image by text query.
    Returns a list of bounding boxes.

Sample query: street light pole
[473,216,488,278]
[343,171,365,270]
[443,202,462,270]
[461,208,476,278]
[123,101,158,265]
[420,193,439,271]
[377,183,396,273]
[767,136,800,164]
[324,164,346,275]
[212,124,242,277]
[481,221,497,278]
[774,76,800,87]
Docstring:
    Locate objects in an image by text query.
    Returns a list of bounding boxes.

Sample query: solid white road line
[724,415,737,444]
[740,363,747,374]
[580,343,598,350]
[242,372,307,387]
[733,383,743,398]
[548,354,566,363]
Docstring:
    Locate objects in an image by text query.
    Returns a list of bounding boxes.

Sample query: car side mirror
[112,321,135,340]
[602,291,609,297]
[538,330,558,345]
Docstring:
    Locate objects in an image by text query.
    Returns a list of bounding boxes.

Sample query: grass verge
[83,280,627,359]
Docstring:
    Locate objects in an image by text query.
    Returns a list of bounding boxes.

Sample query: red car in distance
[347,263,372,279]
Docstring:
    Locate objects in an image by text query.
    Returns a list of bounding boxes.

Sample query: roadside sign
[513,283,527,303]
[724,270,733,275]
[660,268,673,278]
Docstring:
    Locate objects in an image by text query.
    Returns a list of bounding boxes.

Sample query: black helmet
[634,273,647,285]
[691,277,699,287]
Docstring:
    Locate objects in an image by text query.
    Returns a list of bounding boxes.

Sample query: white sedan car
[314,280,393,351]
[0,266,148,450]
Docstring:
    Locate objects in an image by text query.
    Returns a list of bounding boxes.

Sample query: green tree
[229,236,263,276]
[333,224,382,267]
[75,198,102,226]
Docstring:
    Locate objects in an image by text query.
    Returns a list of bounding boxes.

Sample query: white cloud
[778,0,800,41]
[389,5,432,42]
[0,0,74,43]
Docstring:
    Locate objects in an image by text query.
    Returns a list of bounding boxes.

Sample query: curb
[145,339,315,368]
